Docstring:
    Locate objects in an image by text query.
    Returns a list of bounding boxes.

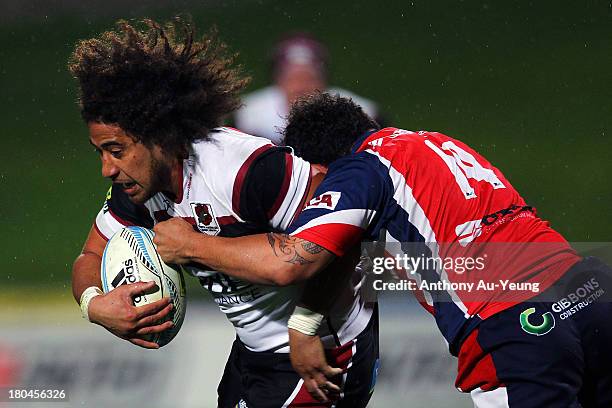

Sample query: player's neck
[306,164,328,202]
[162,158,185,203]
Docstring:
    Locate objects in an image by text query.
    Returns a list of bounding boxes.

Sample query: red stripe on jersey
[294,224,364,257]
[93,222,109,241]
[328,338,356,370]
[286,340,355,407]
[217,215,239,226]
[455,329,503,392]
[266,153,293,219]
[286,384,332,407]
[232,144,274,218]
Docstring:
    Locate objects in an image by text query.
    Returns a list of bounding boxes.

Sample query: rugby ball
[101,226,186,347]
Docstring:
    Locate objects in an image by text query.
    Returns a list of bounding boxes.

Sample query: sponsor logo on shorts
[551,277,605,320]
[520,307,555,336]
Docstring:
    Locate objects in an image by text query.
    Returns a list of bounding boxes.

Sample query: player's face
[88,122,174,204]
[277,64,325,105]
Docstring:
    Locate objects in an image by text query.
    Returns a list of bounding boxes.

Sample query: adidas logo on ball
[101,226,187,347]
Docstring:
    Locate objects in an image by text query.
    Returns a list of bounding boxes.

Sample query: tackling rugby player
[157,93,612,407]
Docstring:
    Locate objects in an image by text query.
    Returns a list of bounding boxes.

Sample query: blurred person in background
[70,19,378,408]
[234,32,384,144]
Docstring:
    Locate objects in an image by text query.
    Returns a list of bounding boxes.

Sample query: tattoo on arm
[302,241,324,254]
[288,252,312,265]
[266,233,326,265]
[267,233,278,256]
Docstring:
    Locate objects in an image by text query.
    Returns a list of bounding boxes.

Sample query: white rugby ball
[101,226,186,347]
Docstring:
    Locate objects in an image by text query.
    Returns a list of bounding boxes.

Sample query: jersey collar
[350,128,380,153]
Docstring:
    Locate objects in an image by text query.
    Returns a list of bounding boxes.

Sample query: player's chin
[126,187,153,204]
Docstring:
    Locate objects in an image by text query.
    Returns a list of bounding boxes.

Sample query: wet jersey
[288,127,579,353]
[94,127,373,352]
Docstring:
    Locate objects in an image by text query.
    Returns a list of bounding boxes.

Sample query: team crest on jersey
[190,202,221,235]
[303,191,341,211]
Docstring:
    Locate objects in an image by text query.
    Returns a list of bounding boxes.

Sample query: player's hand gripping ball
[101,226,187,347]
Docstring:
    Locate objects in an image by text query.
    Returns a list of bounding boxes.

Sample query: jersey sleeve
[94,184,154,240]
[287,154,391,256]
[234,147,311,231]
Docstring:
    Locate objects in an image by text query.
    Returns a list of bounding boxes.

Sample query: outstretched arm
[154,218,336,286]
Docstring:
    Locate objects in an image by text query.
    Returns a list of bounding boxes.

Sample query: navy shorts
[218,310,379,408]
[456,257,612,407]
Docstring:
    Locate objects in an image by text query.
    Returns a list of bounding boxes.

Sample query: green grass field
[2,1,611,288]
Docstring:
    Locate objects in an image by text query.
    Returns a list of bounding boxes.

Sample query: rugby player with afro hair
[69,17,249,157]
[70,19,381,408]
[70,16,252,347]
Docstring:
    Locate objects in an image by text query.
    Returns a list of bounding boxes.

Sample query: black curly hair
[283,92,380,165]
[68,17,249,155]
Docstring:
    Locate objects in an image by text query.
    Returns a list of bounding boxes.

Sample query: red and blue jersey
[288,127,580,353]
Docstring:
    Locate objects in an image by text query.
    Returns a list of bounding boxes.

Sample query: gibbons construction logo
[520,307,555,336]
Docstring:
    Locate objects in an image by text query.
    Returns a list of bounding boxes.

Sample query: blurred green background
[1,0,611,289]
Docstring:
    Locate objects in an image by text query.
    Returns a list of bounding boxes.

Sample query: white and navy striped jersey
[94,127,373,352]
[288,127,579,354]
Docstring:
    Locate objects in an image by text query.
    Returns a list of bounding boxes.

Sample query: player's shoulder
[188,128,295,205]
[324,150,391,191]
[189,128,280,186]
[193,127,275,157]
[359,128,456,156]
[382,129,483,161]
[331,150,382,170]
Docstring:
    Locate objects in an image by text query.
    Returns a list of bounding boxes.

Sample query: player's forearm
[153,218,336,285]
[187,234,304,285]
[187,233,334,286]
[72,252,103,303]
